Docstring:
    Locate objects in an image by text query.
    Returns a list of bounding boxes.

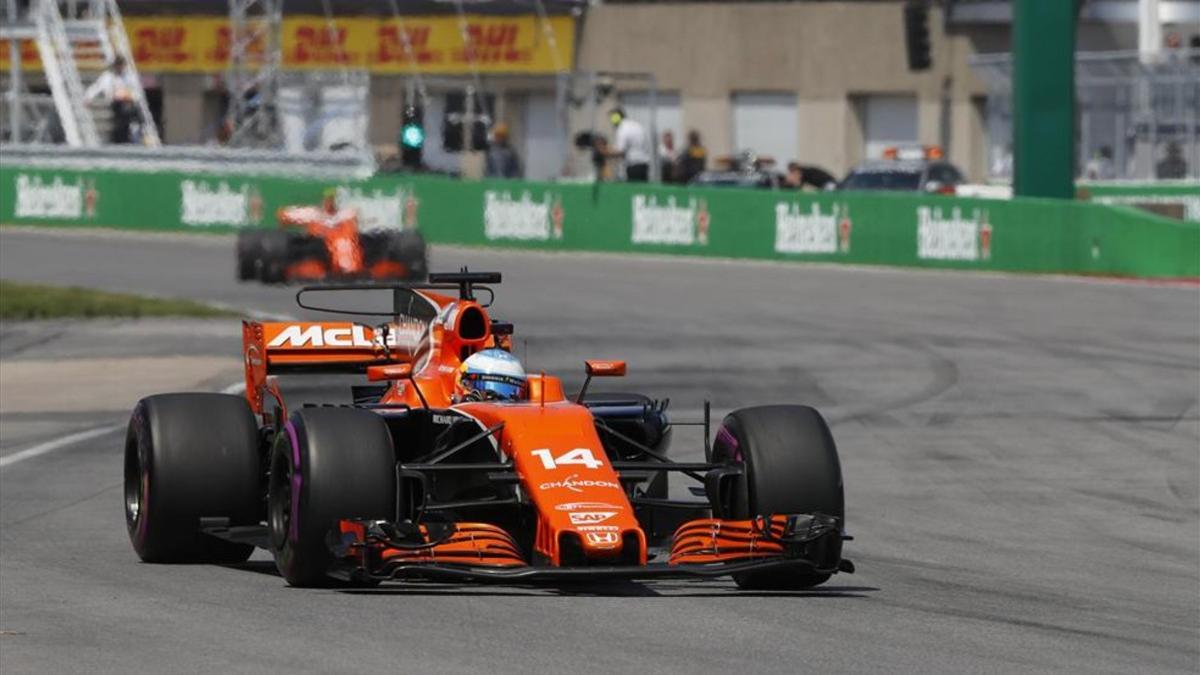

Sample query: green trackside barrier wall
[2,164,1197,278]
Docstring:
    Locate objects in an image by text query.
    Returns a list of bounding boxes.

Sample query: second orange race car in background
[236,189,427,284]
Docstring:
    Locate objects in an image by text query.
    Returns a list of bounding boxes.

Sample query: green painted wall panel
[2,165,1196,278]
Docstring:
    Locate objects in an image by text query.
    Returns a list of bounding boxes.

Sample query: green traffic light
[401,123,425,149]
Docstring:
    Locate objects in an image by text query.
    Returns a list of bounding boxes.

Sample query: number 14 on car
[531,448,604,470]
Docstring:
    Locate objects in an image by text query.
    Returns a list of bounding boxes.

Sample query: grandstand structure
[1,0,159,146]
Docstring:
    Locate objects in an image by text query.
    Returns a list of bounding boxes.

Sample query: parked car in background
[691,151,837,191]
[840,146,964,194]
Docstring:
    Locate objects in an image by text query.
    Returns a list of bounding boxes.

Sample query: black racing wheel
[124,393,261,563]
[268,407,397,586]
[236,230,265,281]
[711,405,843,590]
[257,230,291,283]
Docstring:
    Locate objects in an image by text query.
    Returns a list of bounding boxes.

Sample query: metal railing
[971,48,1200,181]
[0,143,377,179]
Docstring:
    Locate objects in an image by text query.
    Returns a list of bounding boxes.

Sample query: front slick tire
[268,408,397,587]
[124,394,259,563]
[712,405,844,591]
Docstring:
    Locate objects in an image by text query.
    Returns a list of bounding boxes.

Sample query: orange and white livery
[125,270,853,589]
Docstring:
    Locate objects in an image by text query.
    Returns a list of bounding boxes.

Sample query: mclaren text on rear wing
[242,320,428,414]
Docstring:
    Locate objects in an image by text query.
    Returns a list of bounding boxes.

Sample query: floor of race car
[0,227,1196,674]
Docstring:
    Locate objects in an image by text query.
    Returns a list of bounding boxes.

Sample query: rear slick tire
[257,230,290,284]
[268,408,397,587]
[236,230,264,281]
[711,405,844,590]
[124,393,260,563]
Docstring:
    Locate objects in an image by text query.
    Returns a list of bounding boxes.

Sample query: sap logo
[576,525,619,532]
[267,324,376,349]
[584,531,620,546]
[568,511,616,525]
[555,502,623,512]
[538,474,620,494]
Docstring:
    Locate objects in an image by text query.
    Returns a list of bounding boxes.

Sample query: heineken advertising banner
[1,165,1196,278]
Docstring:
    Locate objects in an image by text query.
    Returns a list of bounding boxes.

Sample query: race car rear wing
[242,320,428,414]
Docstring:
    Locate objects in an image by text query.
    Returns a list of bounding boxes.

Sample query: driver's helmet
[455,349,526,402]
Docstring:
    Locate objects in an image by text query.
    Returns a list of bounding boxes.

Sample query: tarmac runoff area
[0,319,243,464]
[0,226,1197,674]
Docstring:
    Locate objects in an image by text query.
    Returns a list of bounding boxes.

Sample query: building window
[522,93,565,181]
[862,94,918,160]
[619,91,683,147]
[733,92,798,167]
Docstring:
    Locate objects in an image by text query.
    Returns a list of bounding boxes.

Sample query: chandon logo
[538,474,620,494]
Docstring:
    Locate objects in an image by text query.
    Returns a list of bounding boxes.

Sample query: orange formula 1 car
[123,272,853,588]
[236,192,426,284]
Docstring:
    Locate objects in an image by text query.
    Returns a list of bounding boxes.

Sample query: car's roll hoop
[294,269,502,317]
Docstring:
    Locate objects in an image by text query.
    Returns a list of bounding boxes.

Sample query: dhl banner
[0,38,40,71]
[1,15,574,74]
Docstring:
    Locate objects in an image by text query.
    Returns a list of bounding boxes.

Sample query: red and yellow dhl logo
[209,25,267,63]
[289,26,354,64]
[0,38,40,65]
[372,24,441,65]
[132,26,189,64]
[38,14,576,74]
[464,23,520,48]
[454,23,533,65]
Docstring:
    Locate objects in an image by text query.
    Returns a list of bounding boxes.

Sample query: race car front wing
[327,513,852,583]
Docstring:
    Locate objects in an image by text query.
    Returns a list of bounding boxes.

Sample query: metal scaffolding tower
[0,0,159,146]
[225,0,283,148]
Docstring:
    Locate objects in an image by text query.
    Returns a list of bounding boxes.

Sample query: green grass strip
[0,280,236,320]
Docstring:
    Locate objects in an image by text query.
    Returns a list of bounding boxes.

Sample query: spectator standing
[607,107,651,182]
[1156,142,1188,179]
[659,130,678,183]
[784,162,805,189]
[678,130,708,184]
[485,122,523,179]
[84,57,139,144]
[1084,146,1116,180]
[591,135,614,181]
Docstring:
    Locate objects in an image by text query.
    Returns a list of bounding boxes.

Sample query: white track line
[0,381,247,471]
[0,424,125,469]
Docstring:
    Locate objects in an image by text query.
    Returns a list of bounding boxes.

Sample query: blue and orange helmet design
[455,348,527,401]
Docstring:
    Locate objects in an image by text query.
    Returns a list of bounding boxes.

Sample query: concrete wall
[139,3,1192,181]
[160,74,208,145]
[576,1,990,179]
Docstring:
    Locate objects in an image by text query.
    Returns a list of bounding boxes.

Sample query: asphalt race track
[1,227,1197,673]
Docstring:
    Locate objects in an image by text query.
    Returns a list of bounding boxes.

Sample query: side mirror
[576,360,627,403]
[585,360,626,377]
